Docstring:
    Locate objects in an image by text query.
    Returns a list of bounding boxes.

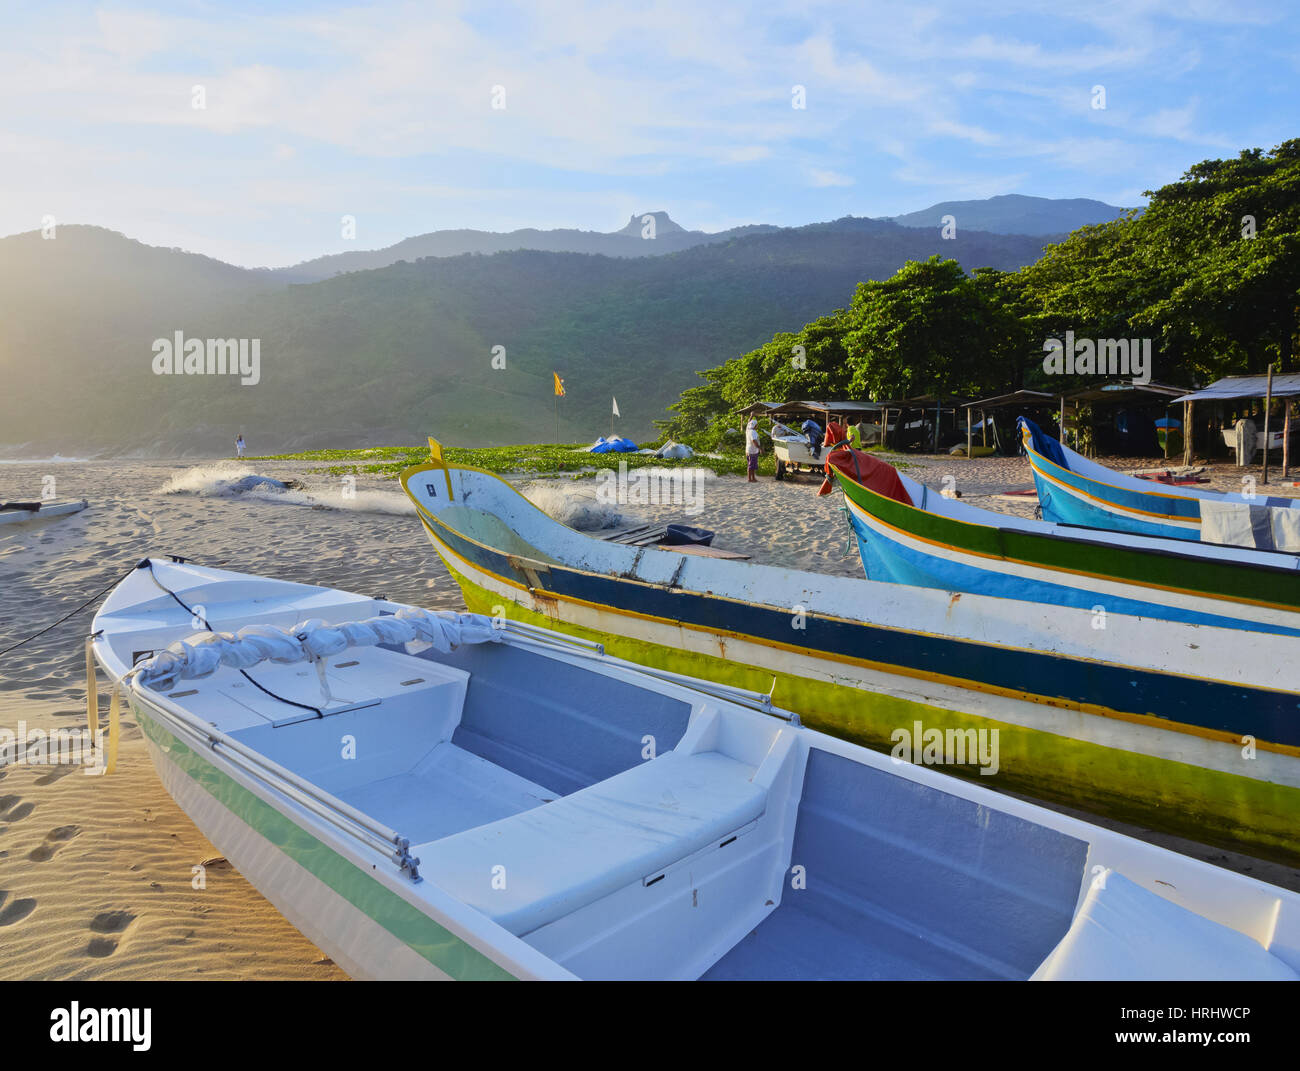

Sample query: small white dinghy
[0,498,87,525]
[88,558,1300,981]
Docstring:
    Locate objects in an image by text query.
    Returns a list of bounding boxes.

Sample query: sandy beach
[3,450,1299,980]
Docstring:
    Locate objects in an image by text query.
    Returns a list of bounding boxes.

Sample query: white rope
[131,608,501,691]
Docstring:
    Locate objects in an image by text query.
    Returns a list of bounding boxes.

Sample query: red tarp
[817,421,914,505]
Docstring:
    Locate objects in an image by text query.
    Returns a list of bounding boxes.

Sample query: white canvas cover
[1200,499,1300,552]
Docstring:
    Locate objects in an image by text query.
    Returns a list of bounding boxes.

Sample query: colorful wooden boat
[832,443,1300,638]
[400,444,1300,865]
[1019,417,1300,544]
[88,558,1300,979]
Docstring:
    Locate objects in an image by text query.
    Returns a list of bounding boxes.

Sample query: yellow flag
[553,372,565,397]
[427,436,444,462]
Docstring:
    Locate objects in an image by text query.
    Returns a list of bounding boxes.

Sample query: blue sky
[1,0,1295,266]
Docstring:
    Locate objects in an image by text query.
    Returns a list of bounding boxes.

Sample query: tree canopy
[663,140,1300,445]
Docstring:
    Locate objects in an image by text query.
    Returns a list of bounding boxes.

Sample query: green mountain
[0,220,1054,455]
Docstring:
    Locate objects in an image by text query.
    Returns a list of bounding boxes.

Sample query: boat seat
[1032,870,1300,981]
[420,750,767,936]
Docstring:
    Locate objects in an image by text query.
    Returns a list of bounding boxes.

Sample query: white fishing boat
[0,498,87,525]
[400,445,1300,865]
[87,557,1300,980]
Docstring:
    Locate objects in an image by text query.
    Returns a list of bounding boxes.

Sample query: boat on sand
[89,558,1300,980]
[0,498,87,525]
[400,443,1300,865]
[1018,417,1300,549]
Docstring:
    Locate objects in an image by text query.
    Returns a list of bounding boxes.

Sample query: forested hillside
[0,218,1052,454]
[664,142,1300,447]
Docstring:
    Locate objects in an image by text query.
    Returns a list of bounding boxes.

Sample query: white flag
[612,396,620,418]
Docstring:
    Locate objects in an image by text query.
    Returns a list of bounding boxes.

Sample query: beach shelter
[960,391,1057,457]
[1174,372,1300,477]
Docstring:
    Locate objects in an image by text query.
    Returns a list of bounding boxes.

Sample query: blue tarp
[589,436,638,454]
[1016,417,1070,469]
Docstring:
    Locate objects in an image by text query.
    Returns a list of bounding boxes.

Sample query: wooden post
[966,406,973,457]
[1280,398,1290,478]
[1182,400,1193,468]
[981,409,987,448]
[1058,395,1065,445]
[1163,406,1170,460]
[1263,363,1274,485]
[933,399,941,453]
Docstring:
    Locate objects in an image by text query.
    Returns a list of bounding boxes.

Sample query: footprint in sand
[86,910,136,957]
[0,796,33,822]
[34,766,78,786]
[91,909,136,933]
[0,891,37,927]
[27,825,80,861]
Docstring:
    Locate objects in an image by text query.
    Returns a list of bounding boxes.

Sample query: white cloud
[0,0,1289,264]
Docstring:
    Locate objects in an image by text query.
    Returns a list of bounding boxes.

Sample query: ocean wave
[158,463,415,515]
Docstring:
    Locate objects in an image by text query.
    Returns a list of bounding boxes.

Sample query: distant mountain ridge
[888,194,1128,235]
[267,195,1120,281]
[270,210,746,281]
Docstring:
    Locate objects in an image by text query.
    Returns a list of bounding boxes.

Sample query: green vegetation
[663,141,1300,444]
[249,441,774,479]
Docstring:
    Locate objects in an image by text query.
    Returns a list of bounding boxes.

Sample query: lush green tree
[662,140,1300,447]
[1128,141,1300,375]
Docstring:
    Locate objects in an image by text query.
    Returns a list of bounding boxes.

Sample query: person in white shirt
[745,419,760,482]
[235,434,246,458]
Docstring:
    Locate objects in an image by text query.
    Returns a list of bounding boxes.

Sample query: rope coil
[129,607,501,692]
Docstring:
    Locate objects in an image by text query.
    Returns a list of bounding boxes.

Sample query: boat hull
[405,471,1300,866]
[1021,419,1300,543]
[1028,451,1199,540]
[131,702,531,980]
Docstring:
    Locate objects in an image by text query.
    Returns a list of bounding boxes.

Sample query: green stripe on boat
[134,706,517,980]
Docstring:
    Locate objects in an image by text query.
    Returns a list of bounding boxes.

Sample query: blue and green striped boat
[1018,416,1300,547]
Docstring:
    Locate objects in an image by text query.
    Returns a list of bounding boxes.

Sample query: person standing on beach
[745,419,760,482]
[235,434,246,458]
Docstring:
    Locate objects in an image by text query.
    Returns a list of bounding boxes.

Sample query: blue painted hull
[845,503,1300,639]
[1030,466,1196,540]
